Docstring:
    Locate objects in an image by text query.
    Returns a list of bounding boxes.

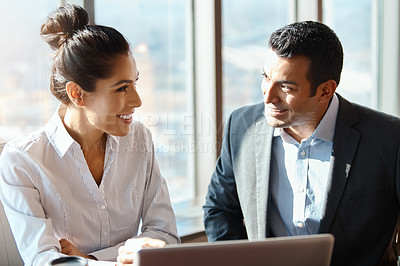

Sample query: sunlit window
[323,0,376,108]
[95,0,195,206]
[0,1,58,142]
[222,0,291,119]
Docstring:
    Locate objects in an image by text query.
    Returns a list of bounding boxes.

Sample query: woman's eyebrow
[110,80,133,87]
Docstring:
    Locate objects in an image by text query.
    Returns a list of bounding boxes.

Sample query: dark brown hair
[269,21,343,96]
[40,3,130,103]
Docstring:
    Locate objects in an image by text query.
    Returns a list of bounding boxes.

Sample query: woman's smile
[117,112,134,124]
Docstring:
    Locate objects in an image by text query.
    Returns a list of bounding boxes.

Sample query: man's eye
[281,85,293,92]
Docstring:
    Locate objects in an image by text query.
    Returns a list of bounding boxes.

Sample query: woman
[0,4,179,266]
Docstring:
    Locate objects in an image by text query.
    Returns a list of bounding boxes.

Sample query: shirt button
[298,222,304,228]
[100,205,106,210]
[299,188,305,193]
[300,151,306,157]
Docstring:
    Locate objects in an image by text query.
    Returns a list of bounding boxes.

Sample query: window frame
[377,0,400,116]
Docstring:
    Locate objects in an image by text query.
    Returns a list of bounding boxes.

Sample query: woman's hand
[117,237,166,265]
[59,238,96,260]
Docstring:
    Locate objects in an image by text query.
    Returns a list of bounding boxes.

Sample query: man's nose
[262,80,280,104]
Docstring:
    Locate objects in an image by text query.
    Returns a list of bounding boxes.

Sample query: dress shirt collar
[45,104,75,158]
[107,134,119,152]
[44,104,121,157]
[273,93,339,143]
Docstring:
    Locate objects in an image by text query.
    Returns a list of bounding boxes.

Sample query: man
[203,21,400,266]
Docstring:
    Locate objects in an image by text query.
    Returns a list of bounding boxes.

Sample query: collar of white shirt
[44,104,120,158]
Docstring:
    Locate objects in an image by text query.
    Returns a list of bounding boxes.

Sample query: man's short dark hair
[269,21,343,96]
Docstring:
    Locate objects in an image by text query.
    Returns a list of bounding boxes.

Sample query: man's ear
[66,81,85,107]
[318,79,337,103]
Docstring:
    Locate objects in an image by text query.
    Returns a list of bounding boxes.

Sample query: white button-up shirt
[0,106,179,266]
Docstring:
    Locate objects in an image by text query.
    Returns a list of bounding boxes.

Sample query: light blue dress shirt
[270,94,339,236]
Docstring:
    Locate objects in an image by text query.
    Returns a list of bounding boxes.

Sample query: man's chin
[265,116,287,128]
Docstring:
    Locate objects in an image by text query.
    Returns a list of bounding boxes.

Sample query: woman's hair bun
[40,3,89,50]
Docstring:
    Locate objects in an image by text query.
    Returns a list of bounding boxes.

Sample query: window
[0,1,58,142]
[95,0,195,207]
[222,0,292,119]
[323,0,376,108]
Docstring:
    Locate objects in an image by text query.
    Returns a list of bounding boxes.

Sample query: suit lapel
[254,117,273,238]
[318,95,361,233]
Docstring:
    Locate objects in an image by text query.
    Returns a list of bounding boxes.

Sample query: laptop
[136,233,334,266]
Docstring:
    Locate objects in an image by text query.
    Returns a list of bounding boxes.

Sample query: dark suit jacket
[203,94,400,266]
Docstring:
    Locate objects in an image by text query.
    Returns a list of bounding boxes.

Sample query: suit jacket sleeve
[203,112,248,241]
